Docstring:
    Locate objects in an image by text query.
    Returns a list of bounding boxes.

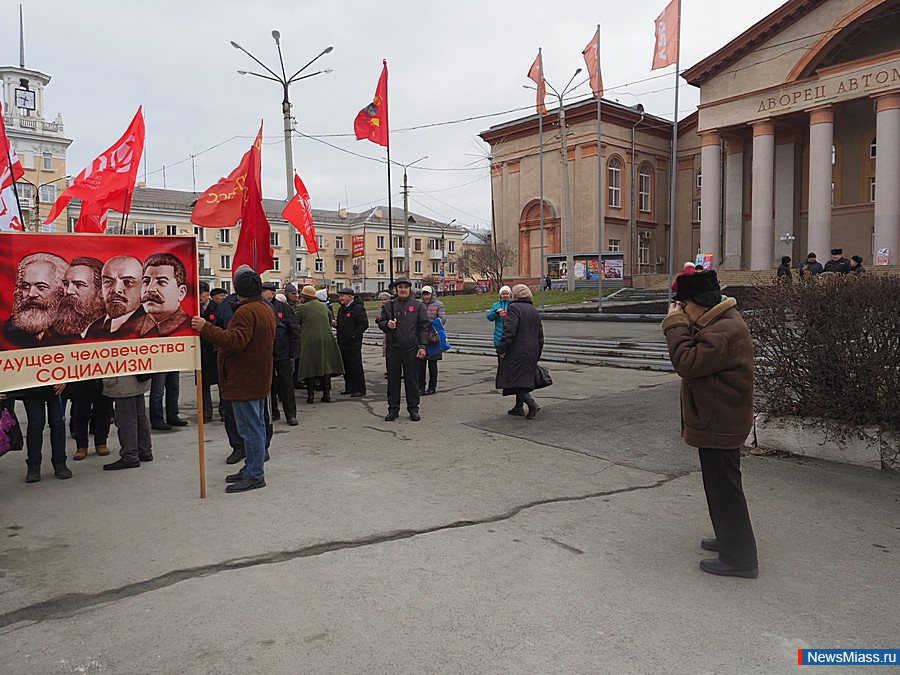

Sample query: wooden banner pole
[196,369,206,498]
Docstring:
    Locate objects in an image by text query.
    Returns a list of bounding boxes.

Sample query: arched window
[870,136,877,159]
[608,158,621,208]
[638,164,651,212]
[696,168,702,189]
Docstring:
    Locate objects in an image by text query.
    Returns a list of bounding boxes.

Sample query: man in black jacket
[824,248,851,275]
[335,287,369,397]
[376,278,430,422]
[262,282,300,425]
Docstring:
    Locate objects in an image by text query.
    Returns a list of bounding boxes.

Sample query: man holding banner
[191,265,275,493]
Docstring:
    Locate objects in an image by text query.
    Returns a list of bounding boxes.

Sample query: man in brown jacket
[191,265,275,493]
[662,270,759,578]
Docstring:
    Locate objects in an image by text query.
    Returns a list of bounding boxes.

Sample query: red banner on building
[0,233,200,392]
[351,234,365,258]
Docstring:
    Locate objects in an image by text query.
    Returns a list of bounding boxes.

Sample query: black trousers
[341,348,366,394]
[72,394,113,448]
[149,371,180,424]
[270,359,297,419]
[698,448,758,569]
[417,359,438,393]
[221,398,272,452]
[386,347,421,414]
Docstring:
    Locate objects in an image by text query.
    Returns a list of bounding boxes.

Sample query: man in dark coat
[776,256,792,282]
[262,282,300,425]
[376,277,430,422]
[798,252,824,277]
[199,282,219,423]
[335,287,369,397]
[496,284,544,419]
[823,248,851,274]
[849,255,866,274]
[662,270,758,579]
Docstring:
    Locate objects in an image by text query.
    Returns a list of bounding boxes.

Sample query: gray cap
[261,281,278,291]
[284,282,298,293]
[377,292,391,300]
[338,287,355,296]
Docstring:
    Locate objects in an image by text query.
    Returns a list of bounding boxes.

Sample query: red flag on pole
[527,53,547,115]
[233,124,274,274]
[0,101,25,232]
[190,153,251,229]
[582,30,604,98]
[354,61,389,147]
[43,107,145,228]
[281,173,318,254]
[651,0,680,70]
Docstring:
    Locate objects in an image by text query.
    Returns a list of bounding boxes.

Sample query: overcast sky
[5,0,784,231]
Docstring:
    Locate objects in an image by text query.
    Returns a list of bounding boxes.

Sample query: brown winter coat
[661,297,754,449]
[199,296,275,401]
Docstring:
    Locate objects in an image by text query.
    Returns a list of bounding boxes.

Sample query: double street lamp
[525,68,582,292]
[19,175,71,232]
[231,33,333,281]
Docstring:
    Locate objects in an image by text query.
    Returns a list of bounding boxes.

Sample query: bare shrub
[746,274,900,432]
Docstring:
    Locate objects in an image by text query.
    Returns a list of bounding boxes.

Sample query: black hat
[284,282,298,294]
[674,270,721,306]
[393,277,412,287]
[234,265,263,297]
[338,287,355,296]
[210,287,227,297]
[781,256,791,265]
[261,281,278,292]
[831,248,842,255]
[851,255,863,264]
[199,281,210,293]
[807,252,817,259]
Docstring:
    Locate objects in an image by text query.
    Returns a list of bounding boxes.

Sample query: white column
[774,134,798,261]
[750,121,775,270]
[723,137,744,270]
[699,131,722,268]
[807,106,834,259]
[874,93,900,265]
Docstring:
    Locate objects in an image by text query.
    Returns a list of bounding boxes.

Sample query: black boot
[321,387,332,403]
[52,459,73,480]
[26,462,41,483]
[306,381,315,404]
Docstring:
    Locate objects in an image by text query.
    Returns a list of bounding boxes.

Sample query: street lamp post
[397,155,428,277]
[439,218,456,296]
[231,34,333,281]
[20,175,71,232]
[526,69,582,292]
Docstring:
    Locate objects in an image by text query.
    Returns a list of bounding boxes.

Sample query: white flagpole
[539,48,546,309]
[666,0,682,303]
[596,25,604,312]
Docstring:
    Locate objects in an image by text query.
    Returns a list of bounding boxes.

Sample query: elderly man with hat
[261,282,300,425]
[824,248,851,275]
[376,277,430,421]
[334,287,369,397]
[295,285,344,404]
[191,265,276,492]
[662,270,759,578]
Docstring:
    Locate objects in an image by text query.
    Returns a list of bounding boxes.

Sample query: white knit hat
[315,289,328,301]
[421,285,434,295]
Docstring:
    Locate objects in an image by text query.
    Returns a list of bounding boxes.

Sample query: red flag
[73,200,109,234]
[0,100,25,232]
[527,53,547,115]
[44,107,144,225]
[281,173,318,255]
[233,124,274,274]
[354,61,389,147]
[651,0,680,70]
[582,30,604,98]
[190,152,250,228]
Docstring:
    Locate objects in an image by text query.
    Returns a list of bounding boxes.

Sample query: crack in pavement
[0,473,684,630]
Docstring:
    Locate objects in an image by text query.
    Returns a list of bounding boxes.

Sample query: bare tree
[455,241,517,292]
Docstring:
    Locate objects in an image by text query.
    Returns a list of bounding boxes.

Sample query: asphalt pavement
[0,345,897,674]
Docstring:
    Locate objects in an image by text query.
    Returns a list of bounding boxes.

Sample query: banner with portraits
[0,233,200,392]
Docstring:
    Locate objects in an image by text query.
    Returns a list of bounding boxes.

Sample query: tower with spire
[1,4,72,231]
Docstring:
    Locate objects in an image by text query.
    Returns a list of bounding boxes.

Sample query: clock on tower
[14,88,35,111]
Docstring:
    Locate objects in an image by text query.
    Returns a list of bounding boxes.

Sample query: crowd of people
[777,248,866,280]
[2,263,547,492]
